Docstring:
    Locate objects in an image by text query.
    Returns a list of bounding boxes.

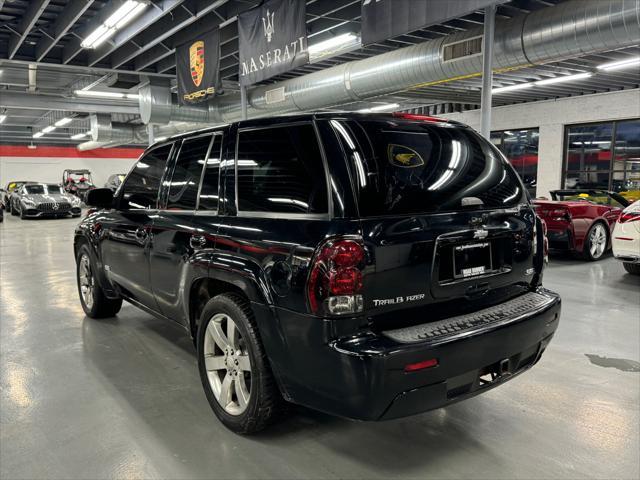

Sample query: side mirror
[86,188,114,209]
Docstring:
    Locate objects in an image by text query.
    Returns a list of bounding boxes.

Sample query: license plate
[453,242,492,279]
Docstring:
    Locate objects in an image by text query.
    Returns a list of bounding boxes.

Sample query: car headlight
[70,196,81,205]
[22,199,35,207]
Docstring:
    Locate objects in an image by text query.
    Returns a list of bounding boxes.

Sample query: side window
[166,135,212,210]
[198,134,223,211]
[236,124,328,214]
[120,144,173,210]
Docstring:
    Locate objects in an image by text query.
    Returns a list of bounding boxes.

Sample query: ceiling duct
[136,0,639,127]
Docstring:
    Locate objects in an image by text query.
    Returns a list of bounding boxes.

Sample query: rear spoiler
[550,189,629,207]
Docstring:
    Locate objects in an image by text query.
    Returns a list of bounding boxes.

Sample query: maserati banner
[237,0,308,86]
[176,28,221,105]
[361,0,508,45]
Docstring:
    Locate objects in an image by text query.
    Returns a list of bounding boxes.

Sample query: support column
[480,5,496,139]
[240,85,248,121]
[147,124,155,145]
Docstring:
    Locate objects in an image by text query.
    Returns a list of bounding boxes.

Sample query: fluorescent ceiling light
[492,83,533,94]
[55,117,73,127]
[155,136,167,142]
[27,143,37,149]
[309,33,358,56]
[74,89,139,100]
[71,132,88,140]
[42,126,56,133]
[535,72,592,86]
[597,56,640,71]
[0,115,6,124]
[358,103,400,113]
[33,132,44,138]
[81,1,146,49]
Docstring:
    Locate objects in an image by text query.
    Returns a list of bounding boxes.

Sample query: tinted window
[236,124,328,214]
[25,185,45,194]
[167,135,211,210]
[121,144,172,209]
[198,134,223,211]
[46,185,62,194]
[331,119,524,216]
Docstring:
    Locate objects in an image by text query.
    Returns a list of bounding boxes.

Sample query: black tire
[623,262,640,275]
[583,222,609,261]
[76,244,122,318]
[197,293,284,434]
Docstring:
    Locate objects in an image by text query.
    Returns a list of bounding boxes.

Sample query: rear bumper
[546,227,573,250]
[256,288,560,421]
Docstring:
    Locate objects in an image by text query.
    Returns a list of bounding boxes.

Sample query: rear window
[236,124,328,214]
[330,118,525,216]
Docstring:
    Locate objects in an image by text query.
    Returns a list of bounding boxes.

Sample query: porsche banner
[237,0,308,86]
[176,28,221,105]
[361,0,508,45]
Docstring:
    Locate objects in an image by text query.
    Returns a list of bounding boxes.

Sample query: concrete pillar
[536,124,564,198]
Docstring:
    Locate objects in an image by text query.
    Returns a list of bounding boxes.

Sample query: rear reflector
[404,358,438,372]
[615,237,634,241]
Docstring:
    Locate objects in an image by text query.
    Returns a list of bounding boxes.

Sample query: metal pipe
[480,5,496,139]
[116,0,639,141]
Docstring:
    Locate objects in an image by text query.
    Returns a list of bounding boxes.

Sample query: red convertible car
[534,190,629,261]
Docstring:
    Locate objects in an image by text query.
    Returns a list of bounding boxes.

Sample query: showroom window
[120,143,173,210]
[235,124,328,214]
[564,119,640,200]
[198,134,224,212]
[166,135,212,210]
[490,129,539,197]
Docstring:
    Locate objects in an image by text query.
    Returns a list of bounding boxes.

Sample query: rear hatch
[328,115,539,329]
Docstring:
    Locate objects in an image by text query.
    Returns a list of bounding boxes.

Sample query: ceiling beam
[137,0,361,75]
[35,0,95,61]
[7,0,51,59]
[110,0,237,69]
[0,92,140,115]
[62,0,133,65]
[87,0,185,67]
[0,58,175,80]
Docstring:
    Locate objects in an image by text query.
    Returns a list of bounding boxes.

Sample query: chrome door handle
[190,235,207,249]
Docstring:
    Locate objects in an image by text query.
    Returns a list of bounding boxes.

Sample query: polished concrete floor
[1,213,639,480]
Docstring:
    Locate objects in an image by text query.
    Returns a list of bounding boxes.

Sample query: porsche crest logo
[190,41,205,87]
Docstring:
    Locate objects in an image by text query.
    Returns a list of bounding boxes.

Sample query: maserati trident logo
[189,40,205,87]
[262,9,275,43]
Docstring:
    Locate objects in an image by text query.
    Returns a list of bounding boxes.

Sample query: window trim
[233,120,332,220]
[118,141,176,211]
[196,131,224,214]
[160,131,217,212]
[562,118,640,191]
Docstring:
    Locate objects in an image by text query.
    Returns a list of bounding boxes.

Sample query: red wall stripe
[0,145,144,158]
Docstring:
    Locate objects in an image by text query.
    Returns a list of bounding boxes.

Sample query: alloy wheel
[589,224,607,259]
[79,254,95,309]
[203,313,252,415]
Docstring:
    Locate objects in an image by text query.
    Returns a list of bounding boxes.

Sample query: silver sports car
[9,183,82,219]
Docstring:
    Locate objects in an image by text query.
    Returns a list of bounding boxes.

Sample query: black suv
[75,113,561,434]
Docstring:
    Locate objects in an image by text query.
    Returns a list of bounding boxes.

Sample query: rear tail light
[307,238,365,316]
[534,216,549,263]
[550,208,571,221]
[619,211,640,223]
